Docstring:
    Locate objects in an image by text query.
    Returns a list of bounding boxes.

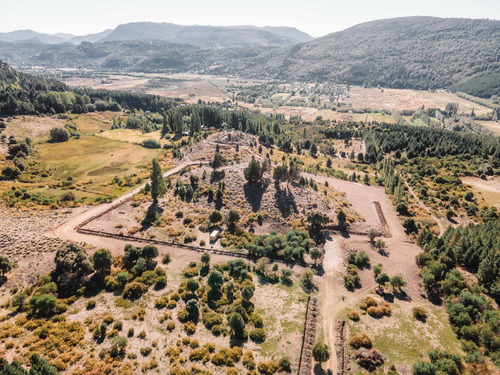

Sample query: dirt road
[45,160,204,248]
[303,172,409,242]
[321,235,344,373]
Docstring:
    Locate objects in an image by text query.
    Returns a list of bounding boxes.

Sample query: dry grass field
[349,86,491,115]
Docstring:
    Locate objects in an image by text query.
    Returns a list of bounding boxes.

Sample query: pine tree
[150,158,166,203]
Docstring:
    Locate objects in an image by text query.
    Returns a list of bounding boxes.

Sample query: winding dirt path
[403,178,446,236]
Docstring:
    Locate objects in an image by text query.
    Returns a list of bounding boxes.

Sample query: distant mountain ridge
[0,30,68,44]
[0,22,313,47]
[0,17,499,98]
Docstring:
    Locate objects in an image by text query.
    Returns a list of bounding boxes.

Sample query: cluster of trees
[0,60,179,115]
[161,103,286,139]
[2,136,32,180]
[244,158,269,184]
[245,229,312,262]
[413,349,463,375]
[364,124,500,166]
[378,157,408,215]
[273,161,300,188]
[416,221,500,367]
[419,221,500,299]
[0,353,60,375]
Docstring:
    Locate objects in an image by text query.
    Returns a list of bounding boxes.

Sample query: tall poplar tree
[150,158,166,203]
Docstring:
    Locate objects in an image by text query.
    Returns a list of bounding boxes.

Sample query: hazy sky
[1,0,499,37]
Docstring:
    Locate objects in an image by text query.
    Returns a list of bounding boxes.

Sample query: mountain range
[0,17,499,98]
[0,22,312,48]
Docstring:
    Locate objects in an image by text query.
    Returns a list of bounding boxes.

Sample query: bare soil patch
[3,115,66,140]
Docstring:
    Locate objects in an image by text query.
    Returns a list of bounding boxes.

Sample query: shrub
[354,348,385,371]
[155,276,167,290]
[162,253,171,264]
[189,346,210,362]
[104,276,119,291]
[166,321,175,331]
[60,192,76,202]
[242,350,256,370]
[140,347,152,356]
[366,302,391,318]
[348,310,360,321]
[184,322,197,334]
[138,330,146,339]
[116,271,130,286]
[142,139,161,149]
[257,360,279,375]
[212,348,236,366]
[155,296,168,309]
[278,356,292,372]
[86,300,96,310]
[183,266,199,278]
[249,328,266,343]
[211,325,223,336]
[379,302,391,316]
[123,282,148,300]
[349,332,373,349]
[50,127,70,142]
[250,314,263,328]
[103,314,114,324]
[412,307,428,322]
[202,311,223,329]
[359,296,378,310]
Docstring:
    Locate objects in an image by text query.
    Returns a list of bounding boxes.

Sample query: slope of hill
[234,17,500,96]
[99,22,306,47]
[227,25,313,43]
[0,30,67,44]
[0,22,311,48]
[69,29,113,44]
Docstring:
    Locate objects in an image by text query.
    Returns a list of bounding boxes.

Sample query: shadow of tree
[244,181,267,212]
[313,363,333,375]
[274,183,298,218]
[141,203,164,231]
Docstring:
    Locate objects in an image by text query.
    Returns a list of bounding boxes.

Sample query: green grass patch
[36,135,158,194]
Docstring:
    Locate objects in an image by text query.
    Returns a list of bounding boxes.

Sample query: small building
[209,230,220,242]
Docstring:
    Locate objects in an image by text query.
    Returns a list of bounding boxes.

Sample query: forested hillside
[0,60,181,115]
[224,17,500,97]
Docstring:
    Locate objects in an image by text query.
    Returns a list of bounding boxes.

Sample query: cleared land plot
[344,299,461,370]
[478,120,500,136]
[71,111,121,135]
[349,87,491,115]
[352,113,395,123]
[149,78,226,103]
[461,176,500,209]
[2,115,66,140]
[65,73,227,103]
[247,105,349,122]
[97,129,163,144]
[36,136,158,192]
